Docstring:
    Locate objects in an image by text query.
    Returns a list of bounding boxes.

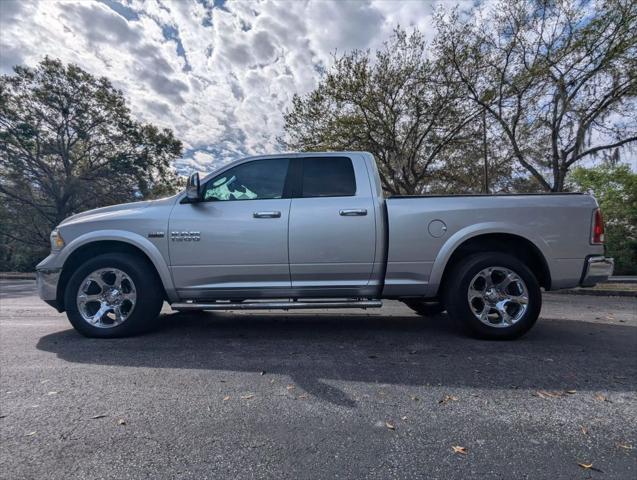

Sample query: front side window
[202,158,290,201]
[302,157,356,197]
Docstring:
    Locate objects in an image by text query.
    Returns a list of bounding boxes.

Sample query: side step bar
[171,300,383,311]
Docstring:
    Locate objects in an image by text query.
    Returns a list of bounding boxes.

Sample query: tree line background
[1,0,636,273]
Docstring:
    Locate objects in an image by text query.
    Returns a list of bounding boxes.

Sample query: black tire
[64,253,163,338]
[403,300,445,316]
[443,252,541,340]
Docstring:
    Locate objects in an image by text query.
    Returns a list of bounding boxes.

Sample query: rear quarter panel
[383,194,603,297]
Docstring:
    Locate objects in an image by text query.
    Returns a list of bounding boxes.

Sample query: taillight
[591,208,605,244]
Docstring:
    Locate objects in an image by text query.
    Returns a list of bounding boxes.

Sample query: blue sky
[0,0,454,174]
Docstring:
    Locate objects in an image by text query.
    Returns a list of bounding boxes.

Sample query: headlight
[50,229,65,250]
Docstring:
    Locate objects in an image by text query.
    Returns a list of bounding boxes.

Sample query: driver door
[169,158,292,300]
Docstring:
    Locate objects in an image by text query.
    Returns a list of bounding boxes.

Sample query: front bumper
[36,267,61,306]
[580,256,614,287]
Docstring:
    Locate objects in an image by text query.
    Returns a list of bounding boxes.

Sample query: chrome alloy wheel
[76,268,136,328]
[467,266,529,328]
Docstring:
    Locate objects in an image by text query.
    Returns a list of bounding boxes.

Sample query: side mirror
[186,172,201,202]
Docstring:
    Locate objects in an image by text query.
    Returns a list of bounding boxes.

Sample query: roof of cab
[238,151,371,161]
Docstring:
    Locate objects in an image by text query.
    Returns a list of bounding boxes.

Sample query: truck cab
[169,152,385,301]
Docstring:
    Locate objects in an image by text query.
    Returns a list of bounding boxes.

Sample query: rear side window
[302,157,356,197]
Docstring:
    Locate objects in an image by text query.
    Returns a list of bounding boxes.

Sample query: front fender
[424,222,552,297]
[54,230,178,303]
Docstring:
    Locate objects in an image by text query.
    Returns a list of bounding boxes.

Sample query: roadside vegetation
[1,0,636,272]
[0,58,183,271]
[569,160,637,274]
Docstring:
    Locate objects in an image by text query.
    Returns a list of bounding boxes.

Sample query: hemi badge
[148,232,165,238]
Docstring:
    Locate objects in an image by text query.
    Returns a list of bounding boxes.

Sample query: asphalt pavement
[1,280,636,479]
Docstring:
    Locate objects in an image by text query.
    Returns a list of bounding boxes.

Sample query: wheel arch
[427,227,552,298]
[56,233,176,311]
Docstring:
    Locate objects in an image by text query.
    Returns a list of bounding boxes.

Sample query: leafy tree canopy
[435,0,637,191]
[0,57,183,268]
[283,29,513,195]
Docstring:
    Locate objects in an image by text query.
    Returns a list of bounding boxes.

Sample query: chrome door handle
[253,211,281,218]
[339,209,367,216]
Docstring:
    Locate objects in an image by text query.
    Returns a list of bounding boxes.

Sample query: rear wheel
[64,253,163,338]
[443,252,541,339]
[403,300,445,316]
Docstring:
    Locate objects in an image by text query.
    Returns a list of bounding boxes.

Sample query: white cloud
[0,0,457,174]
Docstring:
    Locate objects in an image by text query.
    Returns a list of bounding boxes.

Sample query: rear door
[288,155,377,292]
[169,158,292,299]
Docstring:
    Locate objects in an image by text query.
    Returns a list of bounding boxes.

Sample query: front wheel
[443,252,541,340]
[64,253,164,338]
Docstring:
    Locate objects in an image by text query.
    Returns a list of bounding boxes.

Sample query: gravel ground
[1,280,636,480]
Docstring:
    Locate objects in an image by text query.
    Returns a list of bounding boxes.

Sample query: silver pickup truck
[36,151,613,339]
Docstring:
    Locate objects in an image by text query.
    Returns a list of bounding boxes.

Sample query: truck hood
[59,197,172,227]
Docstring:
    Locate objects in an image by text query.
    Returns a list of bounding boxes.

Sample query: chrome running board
[171,299,383,311]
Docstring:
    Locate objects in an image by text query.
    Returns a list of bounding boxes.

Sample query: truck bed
[382,193,600,297]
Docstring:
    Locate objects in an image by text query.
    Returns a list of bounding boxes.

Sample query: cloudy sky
[0,0,463,174]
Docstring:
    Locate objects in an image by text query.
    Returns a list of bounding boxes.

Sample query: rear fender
[424,222,552,297]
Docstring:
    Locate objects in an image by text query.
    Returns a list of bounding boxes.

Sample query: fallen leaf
[594,393,609,402]
[439,395,458,404]
[452,446,467,455]
[91,414,107,419]
[618,443,633,450]
[298,394,308,400]
[577,462,602,472]
[25,431,36,436]
[286,385,295,391]
[240,394,254,400]
[580,425,589,435]
[385,421,395,430]
[117,419,126,426]
[535,390,563,399]
[223,396,230,401]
